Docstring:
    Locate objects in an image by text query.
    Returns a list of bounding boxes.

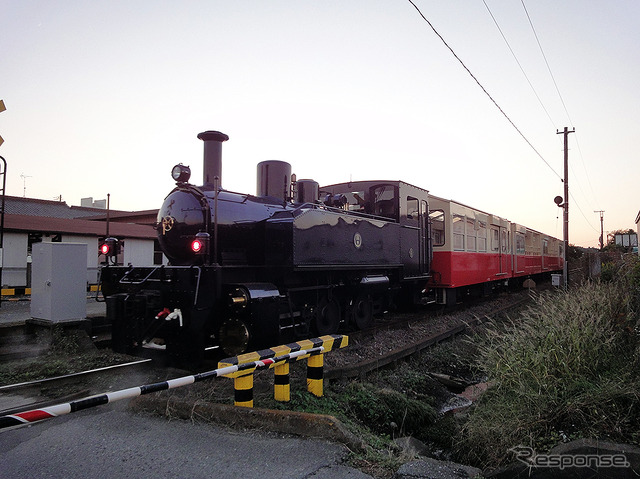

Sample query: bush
[345,382,437,438]
[457,259,640,469]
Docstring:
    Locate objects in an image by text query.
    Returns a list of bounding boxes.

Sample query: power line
[482,0,557,130]
[407,0,562,180]
[520,0,573,127]
[519,1,601,216]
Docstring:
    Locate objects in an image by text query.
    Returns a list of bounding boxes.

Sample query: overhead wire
[520,0,601,227]
[520,0,573,127]
[486,0,599,218]
[482,0,557,130]
[406,0,562,181]
[408,0,601,239]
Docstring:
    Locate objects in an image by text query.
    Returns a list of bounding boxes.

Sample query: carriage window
[406,197,419,224]
[501,230,508,253]
[466,217,476,252]
[477,221,487,252]
[430,210,445,246]
[453,214,465,251]
[491,228,499,252]
[543,239,549,255]
[516,233,525,254]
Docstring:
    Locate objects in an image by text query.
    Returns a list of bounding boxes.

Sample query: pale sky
[2,1,639,248]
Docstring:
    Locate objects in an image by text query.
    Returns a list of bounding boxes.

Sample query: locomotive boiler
[101,131,433,363]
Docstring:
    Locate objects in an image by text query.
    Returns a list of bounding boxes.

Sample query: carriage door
[420,200,428,274]
[492,224,508,277]
[500,226,510,275]
[402,196,424,278]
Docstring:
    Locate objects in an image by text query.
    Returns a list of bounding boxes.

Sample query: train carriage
[426,196,564,305]
[427,195,513,305]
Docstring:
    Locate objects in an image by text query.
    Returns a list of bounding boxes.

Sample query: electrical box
[30,243,87,322]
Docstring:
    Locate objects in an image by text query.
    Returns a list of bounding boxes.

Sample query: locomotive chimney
[197,130,229,189]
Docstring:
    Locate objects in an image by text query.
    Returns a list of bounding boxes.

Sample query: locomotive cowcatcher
[100,131,433,363]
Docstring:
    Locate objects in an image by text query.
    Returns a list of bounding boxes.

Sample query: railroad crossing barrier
[0,346,326,430]
[218,334,349,407]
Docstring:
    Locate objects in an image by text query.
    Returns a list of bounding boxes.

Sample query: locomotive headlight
[171,164,191,183]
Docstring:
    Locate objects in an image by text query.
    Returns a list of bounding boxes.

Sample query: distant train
[100,130,563,363]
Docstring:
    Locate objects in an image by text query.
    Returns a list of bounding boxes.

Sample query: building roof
[2,196,112,219]
[79,209,159,226]
[4,213,157,239]
[1,196,158,239]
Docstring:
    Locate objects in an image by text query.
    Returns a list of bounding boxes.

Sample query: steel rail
[0,358,152,391]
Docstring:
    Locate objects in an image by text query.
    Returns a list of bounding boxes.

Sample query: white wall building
[0,196,160,291]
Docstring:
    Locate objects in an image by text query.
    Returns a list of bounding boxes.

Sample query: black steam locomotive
[101,131,432,362]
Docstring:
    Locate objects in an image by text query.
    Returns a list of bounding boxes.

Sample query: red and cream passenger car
[427,195,563,305]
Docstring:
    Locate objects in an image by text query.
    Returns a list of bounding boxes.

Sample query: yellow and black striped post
[218,334,349,407]
[306,353,324,397]
[274,362,290,402]
[234,373,254,407]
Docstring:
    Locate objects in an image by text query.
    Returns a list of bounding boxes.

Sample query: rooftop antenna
[20,173,32,198]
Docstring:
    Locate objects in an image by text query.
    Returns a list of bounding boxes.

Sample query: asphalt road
[0,402,373,479]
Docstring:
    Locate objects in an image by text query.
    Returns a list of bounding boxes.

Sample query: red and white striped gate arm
[0,346,324,430]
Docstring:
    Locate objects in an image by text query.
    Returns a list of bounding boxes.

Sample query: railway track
[0,358,159,418]
[324,290,534,380]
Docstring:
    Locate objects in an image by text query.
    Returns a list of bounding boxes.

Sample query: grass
[456,256,640,469]
[0,326,137,387]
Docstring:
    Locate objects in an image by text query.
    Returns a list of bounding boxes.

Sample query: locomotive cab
[320,180,432,279]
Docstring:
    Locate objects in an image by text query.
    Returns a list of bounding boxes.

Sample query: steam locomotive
[101,131,432,362]
[100,130,562,363]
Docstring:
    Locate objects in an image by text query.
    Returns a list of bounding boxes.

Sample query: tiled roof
[1,196,132,219]
[4,213,157,239]
[0,196,158,239]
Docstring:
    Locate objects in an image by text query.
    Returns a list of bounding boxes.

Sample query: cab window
[370,184,398,220]
[406,197,419,225]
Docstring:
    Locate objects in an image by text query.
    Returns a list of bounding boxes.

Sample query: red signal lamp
[191,232,210,255]
[100,237,120,257]
[191,239,203,253]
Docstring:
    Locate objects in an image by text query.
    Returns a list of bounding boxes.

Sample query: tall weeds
[457,257,640,469]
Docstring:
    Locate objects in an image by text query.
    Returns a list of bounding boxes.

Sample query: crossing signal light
[100,237,120,257]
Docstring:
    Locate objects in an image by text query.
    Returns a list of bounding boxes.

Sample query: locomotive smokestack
[197,130,229,189]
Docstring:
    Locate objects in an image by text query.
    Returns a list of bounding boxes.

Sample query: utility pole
[557,127,575,288]
[594,210,605,250]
